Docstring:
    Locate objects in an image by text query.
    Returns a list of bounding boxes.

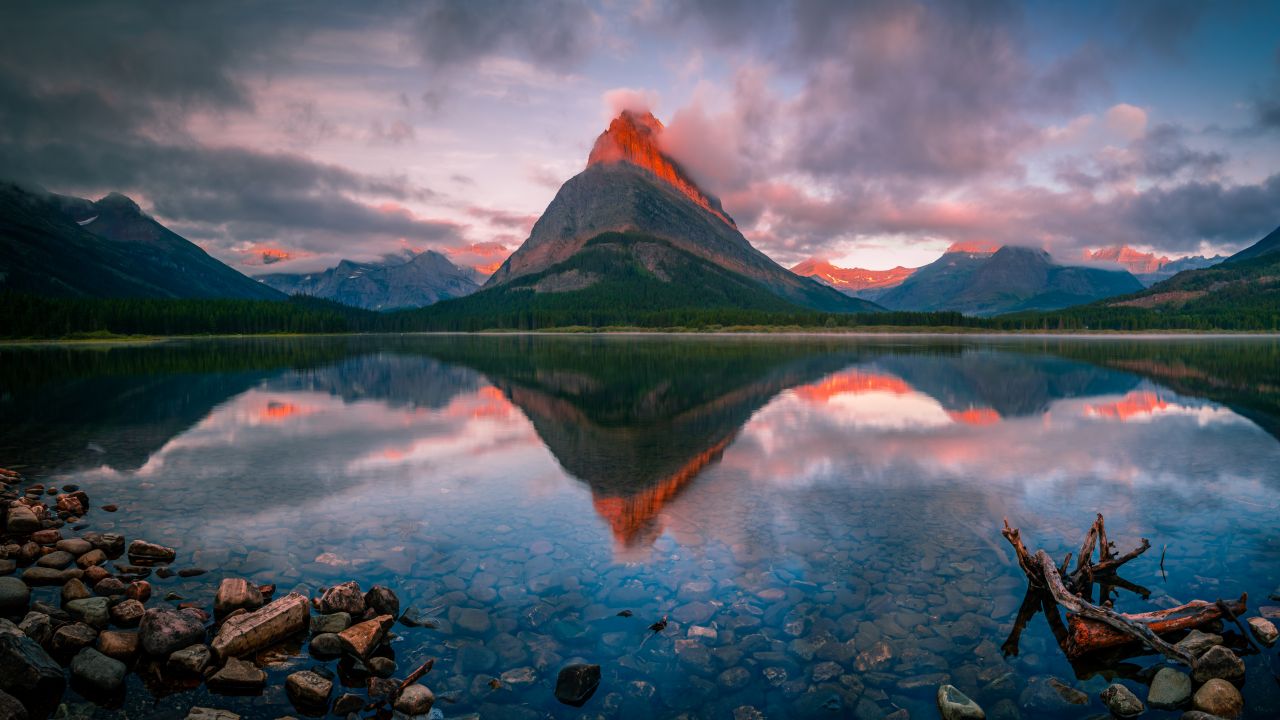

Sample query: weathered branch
[1065,593,1246,657]
[1034,550,1198,666]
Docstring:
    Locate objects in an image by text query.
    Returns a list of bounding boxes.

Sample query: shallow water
[2,334,1279,719]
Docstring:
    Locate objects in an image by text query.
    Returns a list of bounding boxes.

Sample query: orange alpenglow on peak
[1083,246,1172,274]
[945,240,1002,255]
[587,110,735,228]
[791,258,916,291]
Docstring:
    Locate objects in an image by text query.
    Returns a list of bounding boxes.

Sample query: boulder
[1191,678,1242,718]
[96,630,140,661]
[364,586,400,619]
[140,606,207,657]
[1247,616,1277,646]
[0,631,65,718]
[336,614,393,658]
[168,643,211,674]
[65,596,110,629]
[207,657,267,693]
[286,670,333,710]
[937,684,986,720]
[394,683,435,715]
[70,647,126,693]
[214,578,263,617]
[211,592,308,659]
[127,540,176,565]
[1147,667,1190,709]
[318,582,364,615]
[555,663,601,707]
[1191,645,1245,683]
[1100,683,1143,719]
[0,577,29,615]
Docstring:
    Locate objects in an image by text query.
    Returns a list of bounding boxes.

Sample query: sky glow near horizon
[2,0,1278,274]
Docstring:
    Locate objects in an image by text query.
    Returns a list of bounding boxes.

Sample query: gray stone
[311,611,350,635]
[937,684,986,720]
[1191,645,1244,683]
[368,655,395,677]
[1174,630,1221,658]
[364,585,399,619]
[168,644,211,674]
[309,632,343,658]
[70,647,126,693]
[22,566,82,586]
[450,607,491,634]
[1180,713,1230,720]
[140,606,206,657]
[65,597,110,629]
[35,551,74,569]
[0,577,29,615]
[394,683,435,715]
[555,663,601,707]
[56,538,93,556]
[334,693,363,714]
[1191,678,1242,718]
[286,670,333,709]
[61,578,91,605]
[208,657,267,692]
[1100,683,1144,718]
[51,622,98,654]
[1148,667,1191,709]
[0,631,65,718]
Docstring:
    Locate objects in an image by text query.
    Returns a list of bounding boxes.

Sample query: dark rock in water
[178,568,206,578]
[286,670,333,710]
[70,647,126,693]
[65,597,110,629]
[51,622,98,655]
[93,577,126,596]
[61,577,91,604]
[0,690,26,720]
[18,612,52,646]
[319,582,365,615]
[56,538,92,556]
[366,677,397,703]
[1147,667,1190,709]
[1191,678,1242,718]
[1191,646,1245,683]
[210,593,309,660]
[393,683,435,715]
[555,663,601,707]
[168,643,211,674]
[140,606,207,657]
[311,611,350,635]
[125,581,152,603]
[127,540,176,564]
[1174,630,1222,658]
[364,585,399,619]
[96,630,140,661]
[309,633,344,659]
[110,599,145,627]
[333,693,363,715]
[0,559,15,576]
[337,614,393,658]
[367,656,395,677]
[35,550,74,569]
[0,577,29,614]
[5,506,40,533]
[0,630,66,718]
[1100,684,1143,719]
[21,566,81,586]
[208,657,267,693]
[937,684,985,720]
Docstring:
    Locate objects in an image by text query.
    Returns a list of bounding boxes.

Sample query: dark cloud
[1053,123,1227,189]
[411,0,598,71]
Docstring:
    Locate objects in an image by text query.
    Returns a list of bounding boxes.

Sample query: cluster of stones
[0,468,436,719]
[936,622,1276,720]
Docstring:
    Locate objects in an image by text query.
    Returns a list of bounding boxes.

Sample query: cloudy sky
[2,0,1278,274]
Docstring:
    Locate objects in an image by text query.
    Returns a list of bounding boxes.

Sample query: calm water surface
[2,335,1279,719]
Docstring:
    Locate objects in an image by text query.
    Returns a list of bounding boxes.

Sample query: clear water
[2,335,1278,719]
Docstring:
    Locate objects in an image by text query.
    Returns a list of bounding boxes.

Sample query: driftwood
[1001,515,1246,668]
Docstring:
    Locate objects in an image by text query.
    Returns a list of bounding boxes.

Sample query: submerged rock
[937,684,985,720]
[1100,683,1143,718]
[394,683,435,715]
[1191,678,1242,718]
[70,647,126,693]
[127,540,176,564]
[555,663,601,707]
[1147,667,1190,709]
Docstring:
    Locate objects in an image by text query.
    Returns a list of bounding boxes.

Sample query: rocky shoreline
[0,467,450,719]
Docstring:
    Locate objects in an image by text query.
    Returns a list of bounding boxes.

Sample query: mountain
[1082,246,1225,286]
[259,250,479,310]
[0,182,282,300]
[876,244,1143,315]
[475,110,877,315]
[1104,224,1280,312]
[790,258,916,297]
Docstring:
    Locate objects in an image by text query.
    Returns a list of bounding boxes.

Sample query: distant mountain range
[1081,246,1225,286]
[789,258,916,297]
[258,250,480,311]
[450,110,879,318]
[0,182,281,300]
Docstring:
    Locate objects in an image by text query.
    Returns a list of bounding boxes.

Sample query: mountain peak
[945,240,1002,255]
[587,110,735,228]
[95,192,142,215]
[1083,245,1171,274]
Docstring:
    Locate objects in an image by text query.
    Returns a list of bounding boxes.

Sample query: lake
[2,334,1278,719]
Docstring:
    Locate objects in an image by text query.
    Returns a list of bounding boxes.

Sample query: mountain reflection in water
[1,335,1278,718]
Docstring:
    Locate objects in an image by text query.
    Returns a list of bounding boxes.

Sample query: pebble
[1147,667,1190,709]
[70,647,126,693]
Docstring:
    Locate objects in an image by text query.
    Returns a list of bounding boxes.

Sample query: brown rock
[51,622,98,655]
[207,657,266,693]
[214,578,263,617]
[61,578,92,605]
[29,527,59,545]
[318,581,365,615]
[336,614,394,658]
[83,565,111,584]
[76,549,107,568]
[211,592,309,659]
[110,599,145,627]
[96,630,140,661]
[127,540,176,565]
[1192,678,1243,718]
[125,580,152,602]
